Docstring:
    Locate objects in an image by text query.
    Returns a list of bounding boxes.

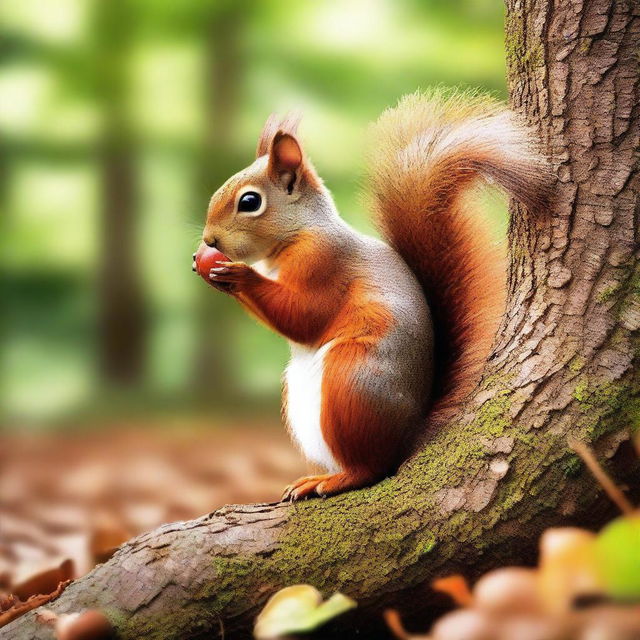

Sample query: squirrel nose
[205,238,217,248]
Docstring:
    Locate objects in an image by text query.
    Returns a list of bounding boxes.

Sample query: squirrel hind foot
[282,474,331,501]
[282,470,378,501]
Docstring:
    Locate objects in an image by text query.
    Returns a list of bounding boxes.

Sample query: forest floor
[0,422,306,597]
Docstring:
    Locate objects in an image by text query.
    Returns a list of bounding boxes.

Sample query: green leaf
[595,514,640,600]
[254,585,357,639]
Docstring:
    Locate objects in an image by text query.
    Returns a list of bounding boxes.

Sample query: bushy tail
[367,90,550,423]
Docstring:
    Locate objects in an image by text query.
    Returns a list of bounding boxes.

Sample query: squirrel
[197,90,549,501]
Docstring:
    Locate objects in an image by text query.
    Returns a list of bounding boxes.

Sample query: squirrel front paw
[209,262,256,293]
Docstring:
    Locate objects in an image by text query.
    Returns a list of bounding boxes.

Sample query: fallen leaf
[538,528,601,614]
[254,584,356,639]
[90,516,131,565]
[55,610,113,640]
[432,575,473,607]
[595,513,640,600]
[12,558,75,601]
[473,567,540,614]
[0,580,71,629]
[384,609,422,640]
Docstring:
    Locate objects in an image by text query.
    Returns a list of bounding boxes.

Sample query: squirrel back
[367,90,550,425]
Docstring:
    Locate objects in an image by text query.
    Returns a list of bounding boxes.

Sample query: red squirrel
[195,91,549,501]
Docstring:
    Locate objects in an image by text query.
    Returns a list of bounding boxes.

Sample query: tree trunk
[4,0,639,638]
[191,5,245,405]
[95,0,146,386]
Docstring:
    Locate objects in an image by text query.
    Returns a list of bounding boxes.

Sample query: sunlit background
[1,0,507,427]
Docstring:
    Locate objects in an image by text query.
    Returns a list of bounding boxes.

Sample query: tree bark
[4,0,639,638]
[191,5,246,405]
[95,0,146,386]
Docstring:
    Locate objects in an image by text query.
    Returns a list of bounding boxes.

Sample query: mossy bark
[4,0,639,638]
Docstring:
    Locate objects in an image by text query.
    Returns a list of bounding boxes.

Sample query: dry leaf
[384,609,425,640]
[0,580,71,629]
[472,567,540,614]
[432,575,473,607]
[12,558,74,601]
[538,528,600,614]
[254,585,356,639]
[89,515,131,564]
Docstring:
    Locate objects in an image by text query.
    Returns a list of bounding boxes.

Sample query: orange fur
[320,282,396,477]
[234,230,348,344]
[233,237,401,492]
[368,91,551,427]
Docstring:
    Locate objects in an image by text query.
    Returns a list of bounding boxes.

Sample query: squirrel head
[202,113,331,263]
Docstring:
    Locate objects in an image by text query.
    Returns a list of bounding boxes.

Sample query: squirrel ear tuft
[256,114,279,158]
[256,112,302,159]
[268,132,303,192]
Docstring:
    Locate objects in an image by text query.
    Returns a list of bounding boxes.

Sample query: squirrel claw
[282,474,331,502]
[283,471,377,501]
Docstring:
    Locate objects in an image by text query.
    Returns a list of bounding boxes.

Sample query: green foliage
[595,515,640,600]
[0,0,507,425]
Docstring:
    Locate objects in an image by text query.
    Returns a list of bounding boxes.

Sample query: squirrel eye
[238,191,262,213]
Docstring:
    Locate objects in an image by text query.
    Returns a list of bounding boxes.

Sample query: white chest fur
[284,342,340,473]
[251,258,279,280]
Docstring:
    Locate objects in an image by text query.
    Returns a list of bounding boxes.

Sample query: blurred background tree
[0,0,507,429]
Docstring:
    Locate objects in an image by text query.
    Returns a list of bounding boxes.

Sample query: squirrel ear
[268,132,303,193]
[256,112,301,159]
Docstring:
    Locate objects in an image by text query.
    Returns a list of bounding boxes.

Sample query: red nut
[193,243,230,285]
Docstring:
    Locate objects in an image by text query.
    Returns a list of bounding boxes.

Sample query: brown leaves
[12,558,74,602]
[0,579,71,628]
[431,575,473,607]
[1,424,305,627]
[385,519,640,640]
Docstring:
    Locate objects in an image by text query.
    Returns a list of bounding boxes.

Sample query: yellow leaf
[254,585,356,639]
[538,527,601,614]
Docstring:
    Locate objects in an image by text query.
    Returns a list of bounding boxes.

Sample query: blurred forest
[0,0,509,429]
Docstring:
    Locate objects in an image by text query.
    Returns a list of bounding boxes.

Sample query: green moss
[574,377,630,413]
[505,29,523,63]
[573,370,640,441]
[419,536,437,555]
[618,282,640,322]
[574,379,590,404]
[504,13,544,73]
[578,38,592,54]
[524,45,544,68]
[562,454,583,477]
[568,356,587,372]
[472,389,513,437]
[199,556,270,614]
[597,283,622,303]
